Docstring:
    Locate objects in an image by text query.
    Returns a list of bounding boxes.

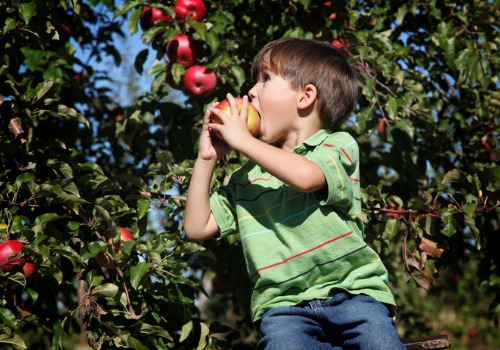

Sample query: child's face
[248,69,301,145]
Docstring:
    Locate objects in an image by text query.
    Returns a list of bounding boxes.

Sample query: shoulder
[306,130,359,158]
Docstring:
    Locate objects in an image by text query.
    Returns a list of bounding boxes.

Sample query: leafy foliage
[0,0,498,349]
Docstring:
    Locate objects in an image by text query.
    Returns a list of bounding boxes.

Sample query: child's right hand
[197,103,230,161]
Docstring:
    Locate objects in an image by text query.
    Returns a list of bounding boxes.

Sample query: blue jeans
[256,292,406,350]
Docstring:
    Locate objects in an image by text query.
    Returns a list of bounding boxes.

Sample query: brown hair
[251,37,359,129]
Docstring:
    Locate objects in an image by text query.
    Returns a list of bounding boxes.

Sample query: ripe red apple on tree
[211,97,261,138]
[174,0,207,21]
[0,240,26,272]
[95,227,135,269]
[140,6,172,31]
[331,36,350,50]
[184,65,217,97]
[166,35,199,67]
[22,263,36,279]
[378,119,387,141]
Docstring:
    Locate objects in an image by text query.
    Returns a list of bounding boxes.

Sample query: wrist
[195,157,218,168]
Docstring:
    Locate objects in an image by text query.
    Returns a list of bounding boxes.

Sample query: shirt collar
[293,129,333,155]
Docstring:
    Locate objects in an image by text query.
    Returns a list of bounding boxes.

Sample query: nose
[248,83,258,101]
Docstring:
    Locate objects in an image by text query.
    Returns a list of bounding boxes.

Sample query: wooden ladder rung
[403,334,451,349]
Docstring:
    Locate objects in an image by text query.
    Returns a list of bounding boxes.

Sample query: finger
[209,106,227,124]
[241,95,249,119]
[226,93,239,116]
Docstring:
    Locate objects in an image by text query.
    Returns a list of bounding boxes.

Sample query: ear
[297,84,317,110]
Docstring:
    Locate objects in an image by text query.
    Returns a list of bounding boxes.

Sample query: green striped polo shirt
[210,129,396,322]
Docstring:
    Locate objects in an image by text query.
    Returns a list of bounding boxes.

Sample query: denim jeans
[256,292,406,350]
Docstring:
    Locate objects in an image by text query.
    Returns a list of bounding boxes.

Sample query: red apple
[140,6,172,31]
[0,240,25,272]
[332,36,350,49]
[174,0,206,21]
[22,263,36,279]
[96,227,135,269]
[166,35,199,67]
[378,119,387,141]
[184,65,217,97]
[118,227,135,245]
[211,97,261,137]
[478,139,495,162]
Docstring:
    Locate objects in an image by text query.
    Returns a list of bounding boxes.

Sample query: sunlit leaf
[130,262,151,289]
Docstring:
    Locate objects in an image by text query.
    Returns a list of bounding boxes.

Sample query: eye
[262,73,270,82]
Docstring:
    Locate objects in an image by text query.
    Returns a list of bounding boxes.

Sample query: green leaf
[91,283,119,297]
[152,71,166,95]
[382,218,401,240]
[130,262,151,289]
[49,320,63,350]
[57,105,89,127]
[440,209,457,237]
[19,1,36,25]
[0,333,27,350]
[442,169,464,183]
[0,307,18,329]
[205,31,220,53]
[196,322,210,350]
[180,320,193,342]
[393,119,414,140]
[33,213,61,233]
[140,323,173,339]
[80,241,106,259]
[137,198,150,220]
[25,287,39,304]
[33,81,54,104]
[230,65,246,89]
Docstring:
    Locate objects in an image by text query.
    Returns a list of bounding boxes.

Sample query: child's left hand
[208,94,254,150]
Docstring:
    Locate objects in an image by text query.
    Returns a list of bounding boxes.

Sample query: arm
[184,107,228,242]
[236,137,325,192]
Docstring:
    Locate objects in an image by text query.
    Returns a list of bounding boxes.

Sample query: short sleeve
[210,186,238,238]
[306,134,359,211]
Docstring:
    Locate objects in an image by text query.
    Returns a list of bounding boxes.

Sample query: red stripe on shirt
[255,231,354,275]
[340,147,353,164]
[233,176,273,187]
[324,144,353,164]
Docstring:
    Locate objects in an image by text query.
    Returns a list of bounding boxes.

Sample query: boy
[184,37,405,349]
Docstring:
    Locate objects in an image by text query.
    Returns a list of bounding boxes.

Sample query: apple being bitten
[211,97,261,138]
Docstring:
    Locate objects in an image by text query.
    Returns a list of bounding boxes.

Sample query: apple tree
[0,0,498,349]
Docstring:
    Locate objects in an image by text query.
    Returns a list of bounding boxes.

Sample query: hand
[197,103,230,161]
[208,94,254,151]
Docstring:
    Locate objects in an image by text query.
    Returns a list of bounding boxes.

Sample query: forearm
[236,137,326,192]
[183,158,219,242]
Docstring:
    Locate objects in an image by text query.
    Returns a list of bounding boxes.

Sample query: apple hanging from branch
[140,6,172,31]
[184,65,217,97]
[0,240,26,272]
[95,227,136,269]
[174,0,207,21]
[166,35,199,67]
[211,97,261,138]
